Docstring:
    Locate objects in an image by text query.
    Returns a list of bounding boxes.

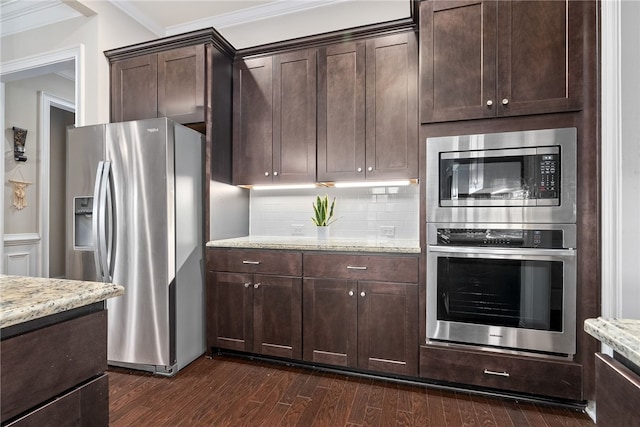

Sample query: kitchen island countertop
[584,317,640,368]
[0,275,124,329]
[207,236,421,254]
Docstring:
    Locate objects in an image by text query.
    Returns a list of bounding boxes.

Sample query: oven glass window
[436,257,563,332]
[440,155,536,202]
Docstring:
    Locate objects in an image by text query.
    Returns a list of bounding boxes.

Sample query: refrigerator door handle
[92,161,111,282]
[105,163,115,282]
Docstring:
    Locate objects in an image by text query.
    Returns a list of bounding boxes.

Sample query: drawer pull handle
[254,283,261,289]
[244,282,251,288]
[483,369,510,378]
[243,260,261,265]
[347,265,367,270]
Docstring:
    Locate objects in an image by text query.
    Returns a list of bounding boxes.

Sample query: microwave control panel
[538,154,559,199]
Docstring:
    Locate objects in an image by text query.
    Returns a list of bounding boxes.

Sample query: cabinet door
[317,42,366,182]
[111,54,158,122]
[366,32,418,179]
[273,49,317,184]
[209,272,253,352]
[253,275,302,359]
[420,0,497,123]
[233,57,273,185]
[496,0,582,116]
[303,278,357,367]
[357,281,418,376]
[157,45,205,123]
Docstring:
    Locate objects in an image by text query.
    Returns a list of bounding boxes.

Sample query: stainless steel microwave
[426,128,577,224]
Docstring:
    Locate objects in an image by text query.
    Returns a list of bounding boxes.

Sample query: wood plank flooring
[108,355,594,427]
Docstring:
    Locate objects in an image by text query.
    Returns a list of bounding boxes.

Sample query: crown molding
[107,0,167,37]
[0,0,82,38]
[165,0,349,36]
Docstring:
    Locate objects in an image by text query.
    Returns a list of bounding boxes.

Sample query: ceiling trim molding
[107,0,167,37]
[0,0,82,37]
[165,0,349,36]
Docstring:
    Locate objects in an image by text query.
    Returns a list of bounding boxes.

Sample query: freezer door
[66,124,105,281]
[105,118,175,368]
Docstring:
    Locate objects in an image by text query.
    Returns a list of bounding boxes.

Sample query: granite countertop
[207,236,421,254]
[584,317,640,368]
[0,275,124,329]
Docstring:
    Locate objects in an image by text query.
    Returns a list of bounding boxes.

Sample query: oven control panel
[436,228,564,249]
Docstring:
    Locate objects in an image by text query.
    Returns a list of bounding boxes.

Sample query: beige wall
[2,1,157,241]
[4,74,74,234]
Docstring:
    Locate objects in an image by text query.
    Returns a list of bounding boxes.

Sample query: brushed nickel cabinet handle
[486,100,493,106]
[242,260,261,265]
[254,283,261,289]
[244,282,251,288]
[360,291,366,297]
[483,369,510,378]
[348,290,354,296]
[367,166,373,172]
[273,171,278,176]
[357,167,363,172]
[346,265,367,270]
[264,171,270,177]
[502,98,509,105]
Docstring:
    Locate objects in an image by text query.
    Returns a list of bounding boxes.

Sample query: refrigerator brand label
[147,128,159,133]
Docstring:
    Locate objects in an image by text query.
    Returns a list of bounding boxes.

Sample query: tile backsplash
[249,185,419,240]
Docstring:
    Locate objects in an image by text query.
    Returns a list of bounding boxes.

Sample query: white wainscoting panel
[4,233,41,277]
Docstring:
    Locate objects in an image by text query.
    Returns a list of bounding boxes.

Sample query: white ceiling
[0,0,412,49]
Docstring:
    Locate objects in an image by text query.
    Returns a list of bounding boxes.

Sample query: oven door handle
[427,245,576,258]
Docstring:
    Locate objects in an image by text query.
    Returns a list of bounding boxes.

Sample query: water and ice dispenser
[73,196,93,249]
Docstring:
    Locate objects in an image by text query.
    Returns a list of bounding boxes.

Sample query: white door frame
[39,92,75,277]
[1,44,84,275]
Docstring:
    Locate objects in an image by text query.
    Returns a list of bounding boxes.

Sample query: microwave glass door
[439,147,559,206]
[436,257,564,332]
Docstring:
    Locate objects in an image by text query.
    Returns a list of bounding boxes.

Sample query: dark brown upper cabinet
[420,0,583,123]
[111,45,206,124]
[233,49,316,186]
[318,33,418,182]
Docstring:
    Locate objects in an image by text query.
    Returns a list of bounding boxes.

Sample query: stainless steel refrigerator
[66,117,204,376]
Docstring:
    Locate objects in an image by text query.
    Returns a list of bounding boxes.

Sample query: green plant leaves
[312,194,336,226]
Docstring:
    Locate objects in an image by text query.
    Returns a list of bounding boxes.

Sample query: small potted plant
[311,194,336,239]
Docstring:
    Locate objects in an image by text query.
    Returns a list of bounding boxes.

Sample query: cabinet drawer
[208,249,302,276]
[303,253,418,283]
[595,353,640,426]
[6,374,108,427]
[420,345,582,400]
[1,310,107,422]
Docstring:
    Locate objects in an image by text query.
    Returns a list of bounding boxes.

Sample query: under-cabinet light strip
[248,179,418,191]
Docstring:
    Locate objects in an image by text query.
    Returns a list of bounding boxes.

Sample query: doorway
[48,104,75,277]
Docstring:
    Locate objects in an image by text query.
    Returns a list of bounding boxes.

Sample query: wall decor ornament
[12,126,28,162]
[8,167,32,210]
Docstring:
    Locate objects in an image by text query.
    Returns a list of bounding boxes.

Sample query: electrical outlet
[291,224,304,236]
[379,225,396,238]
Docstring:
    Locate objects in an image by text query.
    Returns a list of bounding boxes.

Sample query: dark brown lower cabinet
[208,271,302,359]
[595,353,640,426]
[420,345,583,400]
[303,278,418,376]
[1,309,108,426]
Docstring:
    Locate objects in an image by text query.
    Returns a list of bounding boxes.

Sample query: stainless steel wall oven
[426,223,576,356]
[425,128,578,357]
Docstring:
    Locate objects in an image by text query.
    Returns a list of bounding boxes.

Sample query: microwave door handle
[451,164,458,199]
[427,245,576,258]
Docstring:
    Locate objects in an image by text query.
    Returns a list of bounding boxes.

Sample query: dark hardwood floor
[108,355,594,426]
